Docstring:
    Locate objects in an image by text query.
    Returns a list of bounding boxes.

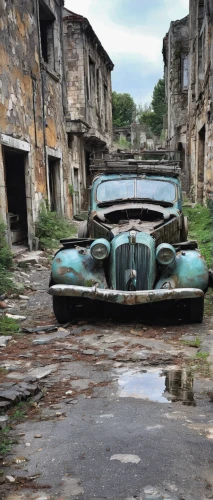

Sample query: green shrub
[0,315,20,334]
[36,204,76,249]
[0,221,14,295]
[183,204,213,268]
[0,221,12,268]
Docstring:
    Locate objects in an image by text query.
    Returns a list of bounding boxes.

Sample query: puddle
[116,368,195,405]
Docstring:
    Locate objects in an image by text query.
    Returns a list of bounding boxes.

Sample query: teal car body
[49,163,209,323]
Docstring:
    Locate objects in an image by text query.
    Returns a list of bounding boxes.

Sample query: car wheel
[188,296,204,323]
[178,296,204,323]
[181,216,188,241]
[78,220,88,238]
[53,296,75,323]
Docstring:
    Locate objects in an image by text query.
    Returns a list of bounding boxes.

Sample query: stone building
[0,0,70,250]
[113,124,155,150]
[163,15,189,192]
[164,0,213,203]
[63,9,114,213]
[187,0,213,203]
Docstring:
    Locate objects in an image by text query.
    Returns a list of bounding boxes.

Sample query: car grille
[115,243,151,291]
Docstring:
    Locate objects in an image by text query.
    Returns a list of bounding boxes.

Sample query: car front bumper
[48,284,204,306]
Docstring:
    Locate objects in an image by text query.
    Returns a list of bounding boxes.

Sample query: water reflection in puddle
[117,368,195,405]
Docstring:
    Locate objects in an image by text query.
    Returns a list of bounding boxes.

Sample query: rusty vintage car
[49,153,209,323]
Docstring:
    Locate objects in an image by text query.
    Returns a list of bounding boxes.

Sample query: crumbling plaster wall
[0,0,72,246]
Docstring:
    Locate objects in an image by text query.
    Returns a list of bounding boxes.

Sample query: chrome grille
[115,243,151,291]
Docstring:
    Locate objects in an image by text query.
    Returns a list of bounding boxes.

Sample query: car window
[97,179,176,203]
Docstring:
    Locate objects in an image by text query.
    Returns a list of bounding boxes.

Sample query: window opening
[181,54,189,91]
[104,84,108,130]
[197,125,205,203]
[48,157,61,213]
[89,56,95,103]
[39,1,55,67]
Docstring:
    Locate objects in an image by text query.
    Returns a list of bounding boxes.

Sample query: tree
[137,103,155,132]
[136,78,167,138]
[150,78,167,137]
[112,92,136,127]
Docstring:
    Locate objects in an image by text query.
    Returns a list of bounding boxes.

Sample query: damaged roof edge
[62,7,114,71]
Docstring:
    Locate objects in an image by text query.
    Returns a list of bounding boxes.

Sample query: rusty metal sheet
[48,284,204,305]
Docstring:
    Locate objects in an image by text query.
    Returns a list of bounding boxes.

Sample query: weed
[0,220,14,296]
[182,337,201,348]
[195,351,209,359]
[0,221,13,269]
[0,427,12,456]
[11,408,26,422]
[183,204,213,268]
[0,316,20,335]
[68,184,75,197]
[36,203,76,249]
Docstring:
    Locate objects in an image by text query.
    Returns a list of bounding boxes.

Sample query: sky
[64,0,189,105]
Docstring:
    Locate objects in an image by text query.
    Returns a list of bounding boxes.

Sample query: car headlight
[156,243,176,265]
[90,239,110,260]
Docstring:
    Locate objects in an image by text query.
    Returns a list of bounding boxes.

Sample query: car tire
[53,296,75,324]
[78,220,88,238]
[188,296,204,323]
[181,216,188,241]
[178,296,204,323]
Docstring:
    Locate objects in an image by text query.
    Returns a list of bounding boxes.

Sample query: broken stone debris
[22,325,58,334]
[5,313,26,320]
[0,381,39,409]
[0,415,9,429]
[0,336,12,347]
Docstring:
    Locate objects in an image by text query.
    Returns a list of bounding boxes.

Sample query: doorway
[48,157,61,213]
[3,147,28,245]
[73,168,80,215]
[197,125,205,203]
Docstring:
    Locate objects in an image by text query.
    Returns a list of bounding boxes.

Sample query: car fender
[155,250,209,291]
[51,248,107,288]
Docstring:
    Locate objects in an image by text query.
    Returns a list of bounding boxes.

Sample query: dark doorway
[3,148,28,245]
[48,157,61,213]
[197,125,205,203]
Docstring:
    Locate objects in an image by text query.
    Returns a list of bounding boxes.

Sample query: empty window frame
[104,84,108,130]
[48,157,61,213]
[181,54,189,91]
[39,1,55,68]
[88,56,95,103]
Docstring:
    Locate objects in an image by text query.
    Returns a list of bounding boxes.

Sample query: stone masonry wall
[0,0,72,248]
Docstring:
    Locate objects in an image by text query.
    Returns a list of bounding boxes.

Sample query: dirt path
[0,256,213,499]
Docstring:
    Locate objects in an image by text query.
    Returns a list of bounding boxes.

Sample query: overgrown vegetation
[113,136,131,150]
[182,337,201,348]
[36,204,76,249]
[0,221,14,296]
[0,427,13,456]
[0,316,20,335]
[183,204,213,268]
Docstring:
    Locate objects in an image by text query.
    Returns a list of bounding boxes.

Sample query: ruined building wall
[64,18,113,147]
[63,11,114,213]
[163,16,189,193]
[0,0,71,248]
[188,0,213,203]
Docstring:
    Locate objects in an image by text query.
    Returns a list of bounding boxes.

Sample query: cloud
[64,0,189,103]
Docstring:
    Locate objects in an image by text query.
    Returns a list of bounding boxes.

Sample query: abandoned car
[49,154,209,323]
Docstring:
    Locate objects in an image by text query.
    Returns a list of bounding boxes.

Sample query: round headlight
[156,243,176,265]
[90,239,110,260]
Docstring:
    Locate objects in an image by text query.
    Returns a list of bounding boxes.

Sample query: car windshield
[97,179,176,203]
